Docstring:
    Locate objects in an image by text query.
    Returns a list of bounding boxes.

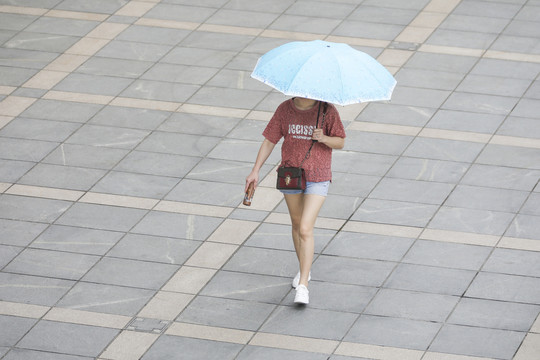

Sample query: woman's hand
[312,129,325,142]
[312,129,345,149]
[245,171,259,192]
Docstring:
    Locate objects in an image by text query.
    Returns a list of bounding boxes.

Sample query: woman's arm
[312,129,345,149]
[245,138,276,191]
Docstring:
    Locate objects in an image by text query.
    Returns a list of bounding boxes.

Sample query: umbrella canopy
[251,39,396,106]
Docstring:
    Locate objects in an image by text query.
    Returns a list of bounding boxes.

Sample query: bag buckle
[285,174,291,186]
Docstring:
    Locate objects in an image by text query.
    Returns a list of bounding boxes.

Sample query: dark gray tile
[0,117,80,141]
[344,315,441,350]
[178,295,275,331]
[445,185,529,213]
[17,320,119,358]
[0,272,74,306]
[357,103,435,127]
[457,74,531,97]
[511,98,540,119]
[136,132,220,157]
[19,163,106,191]
[0,137,58,162]
[77,57,153,79]
[521,193,540,216]
[224,247,298,278]
[505,214,540,240]
[25,17,99,36]
[477,144,540,170]
[120,79,199,103]
[142,335,242,360]
[332,151,396,176]
[57,282,154,316]
[461,164,540,191]
[142,63,218,85]
[55,0,127,14]
[188,86,268,109]
[345,131,412,155]
[237,346,328,360]
[369,178,454,205]
[161,47,236,68]
[466,272,540,304]
[116,25,189,45]
[403,138,485,162]
[313,255,395,287]
[54,73,133,96]
[90,106,170,130]
[186,158,273,185]
[387,157,469,183]
[43,144,129,170]
[3,348,91,360]
[440,14,509,33]
[4,32,79,52]
[208,8,279,28]
[21,99,103,123]
[349,5,417,24]
[96,40,172,61]
[0,159,35,183]
[0,48,58,70]
[429,324,525,360]
[56,203,147,232]
[443,92,519,115]
[405,52,477,74]
[260,305,357,340]
[0,244,21,269]
[390,86,450,108]
[333,20,404,40]
[114,151,200,178]
[330,172,380,197]
[0,219,48,247]
[403,240,492,270]
[483,248,540,277]
[351,199,439,227]
[66,124,149,149]
[0,315,37,346]
[395,68,463,90]
[427,29,498,49]
[427,110,505,134]
[91,171,179,198]
[498,116,540,139]
[0,195,71,223]
[428,206,515,235]
[0,66,37,86]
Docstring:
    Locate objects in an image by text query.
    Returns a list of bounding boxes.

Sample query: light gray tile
[224,247,298,278]
[313,255,395,287]
[388,157,468,183]
[429,324,525,360]
[483,248,540,277]
[142,63,218,85]
[0,159,35,183]
[0,219,48,247]
[43,144,129,169]
[344,315,441,350]
[445,185,529,213]
[55,0,128,14]
[466,272,540,304]
[136,132,220,157]
[142,336,242,360]
[237,346,328,360]
[178,295,275,331]
[403,240,492,270]
[0,315,37,347]
[369,178,454,205]
[0,244,22,269]
[365,288,459,322]
[0,272,74,306]
[77,57,153,79]
[427,109,505,134]
[91,171,179,198]
[21,99,103,123]
[56,203,147,232]
[351,199,439,227]
[159,113,240,137]
[96,40,172,61]
[120,79,199,103]
[25,16,99,36]
[4,32,79,52]
[0,137,59,162]
[0,195,71,223]
[19,163,106,191]
[357,103,435,127]
[0,117,80,142]
[461,164,540,191]
[18,320,119,358]
[114,151,199,178]
[116,25,189,45]
[66,124,149,149]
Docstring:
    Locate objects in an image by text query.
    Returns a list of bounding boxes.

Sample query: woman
[245,97,346,305]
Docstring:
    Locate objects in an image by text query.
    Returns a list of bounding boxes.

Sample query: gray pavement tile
[521,193,540,215]
[0,14,39,31]
[131,211,223,240]
[405,52,478,74]
[443,92,519,115]
[387,157,469,183]
[56,203,147,232]
[11,88,48,98]
[332,151,396,176]
[357,103,435,127]
[57,281,154,316]
[0,195,71,223]
[349,5,417,24]
[426,110,506,134]
[324,231,414,262]
[0,66,37,86]
[186,158,273,184]
[120,79,199,103]
[454,0,522,19]
[313,255,395,287]
[224,0,293,13]
[0,272,74,306]
[403,240,492,271]
[466,272,540,304]
[404,138,485,163]
[298,193,362,220]
[207,69,269,91]
[0,48,58,70]
[511,98,540,119]
[3,349,91,360]
[17,320,119,358]
[498,116,540,139]
[224,247,298,278]
[55,0,128,14]
[142,63,219,85]
[31,225,122,255]
[369,178,454,205]
[54,73,134,96]
[91,171,179,198]
[448,298,540,332]
[392,86,452,110]
[19,163,106,191]
[395,68,464,91]
[223,119,267,141]
[0,117,80,142]
[208,139,270,163]
[182,31,254,52]
[114,151,199,178]
[429,206,515,235]
[364,288,459,322]
[178,295,276,331]
[116,25,189,46]
[82,257,179,290]
[160,113,240,137]
[0,30,16,46]
[345,131,412,155]
[261,305,357,340]
[25,17,99,36]
[525,80,540,99]
[0,219,48,247]
[427,29,498,49]
[207,9,279,28]
[441,14,510,33]
[236,346,328,360]
[330,172,380,197]
[351,199,439,227]
[136,131,219,156]
[429,324,525,360]
[0,159,35,183]
[66,124,150,149]
[461,164,540,191]
[107,233,200,265]
[145,3,216,22]
[96,40,172,62]
[90,106,171,130]
[344,314,441,351]
[142,335,242,360]
[493,35,540,55]
[161,47,237,68]
[483,248,540,277]
[477,144,540,170]
[245,223,336,254]
[77,57,154,79]
[363,0,430,9]
[445,185,529,213]
[43,144,129,169]
[271,14,342,35]
[4,32,79,52]
[4,248,100,280]
[21,99,103,123]
[333,20,404,40]
[457,74,532,97]
[0,244,21,269]
[189,86,268,109]
[201,270,291,304]
[287,0,356,19]
[383,263,476,296]
[282,281,378,313]
[0,137,59,162]
[229,208,269,222]
[507,214,540,239]
[471,58,540,80]
[0,315,37,347]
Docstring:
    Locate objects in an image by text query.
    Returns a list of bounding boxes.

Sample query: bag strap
[299,101,328,168]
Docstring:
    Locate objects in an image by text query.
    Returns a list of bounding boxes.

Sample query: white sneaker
[292,271,311,288]
[294,285,309,305]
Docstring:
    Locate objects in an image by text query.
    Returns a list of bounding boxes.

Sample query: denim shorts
[279,181,330,196]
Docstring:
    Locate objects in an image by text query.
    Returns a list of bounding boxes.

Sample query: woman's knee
[299,224,313,241]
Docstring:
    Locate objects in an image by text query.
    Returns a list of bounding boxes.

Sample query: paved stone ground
[0,0,539,359]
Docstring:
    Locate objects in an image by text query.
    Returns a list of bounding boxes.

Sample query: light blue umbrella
[251,39,396,106]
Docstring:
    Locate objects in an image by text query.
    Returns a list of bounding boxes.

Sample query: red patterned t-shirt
[262,99,346,182]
